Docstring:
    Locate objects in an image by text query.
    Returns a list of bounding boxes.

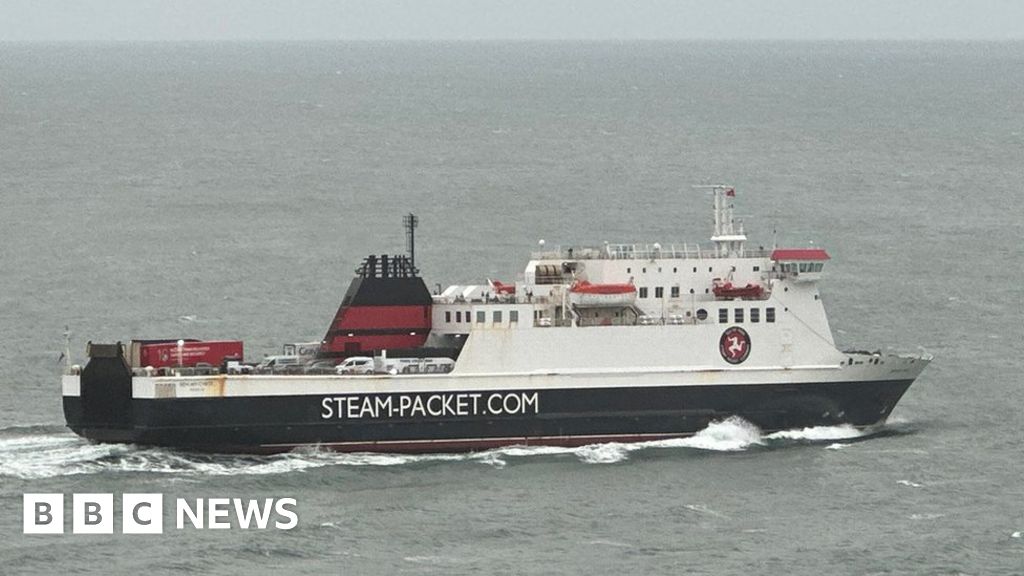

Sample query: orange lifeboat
[488,279,516,295]
[712,279,764,300]
[569,280,637,307]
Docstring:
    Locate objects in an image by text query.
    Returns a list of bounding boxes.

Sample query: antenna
[403,213,419,269]
[62,325,71,371]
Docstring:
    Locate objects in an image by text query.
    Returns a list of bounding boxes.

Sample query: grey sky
[1,0,1022,41]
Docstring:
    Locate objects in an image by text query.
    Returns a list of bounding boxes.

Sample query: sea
[0,41,1021,575]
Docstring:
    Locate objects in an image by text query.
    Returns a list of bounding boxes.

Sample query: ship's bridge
[771,249,830,282]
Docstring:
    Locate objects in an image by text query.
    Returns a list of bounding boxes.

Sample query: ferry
[62,186,931,453]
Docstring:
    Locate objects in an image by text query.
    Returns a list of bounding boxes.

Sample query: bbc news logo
[23,494,298,534]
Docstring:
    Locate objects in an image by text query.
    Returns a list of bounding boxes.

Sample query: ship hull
[63,376,918,454]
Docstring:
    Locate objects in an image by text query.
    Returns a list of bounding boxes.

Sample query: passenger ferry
[62,186,931,453]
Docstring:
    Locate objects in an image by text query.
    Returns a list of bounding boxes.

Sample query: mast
[704,185,746,257]
[403,213,419,270]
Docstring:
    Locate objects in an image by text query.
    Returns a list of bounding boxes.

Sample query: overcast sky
[1,0,1022,41]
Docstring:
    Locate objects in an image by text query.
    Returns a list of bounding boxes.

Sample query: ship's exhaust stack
[319,214,435,359]
[318,254,433,359]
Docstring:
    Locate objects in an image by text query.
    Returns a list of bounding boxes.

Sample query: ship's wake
[0,418,905,479]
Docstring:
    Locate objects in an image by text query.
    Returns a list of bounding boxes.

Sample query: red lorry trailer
[128,339,244,369]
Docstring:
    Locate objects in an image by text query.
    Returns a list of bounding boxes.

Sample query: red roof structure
[771,248,831,261]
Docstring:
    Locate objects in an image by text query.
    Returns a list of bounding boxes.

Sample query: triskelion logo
[719,327,751,364]
[23,494,297,534]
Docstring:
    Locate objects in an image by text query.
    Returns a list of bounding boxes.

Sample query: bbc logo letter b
[24,494,64,534]
[73,493,114,534]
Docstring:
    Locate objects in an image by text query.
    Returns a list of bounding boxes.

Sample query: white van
[257,355,302,373]
[335,356,375,375]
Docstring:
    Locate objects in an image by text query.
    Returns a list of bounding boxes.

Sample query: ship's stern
[63,342,137,443]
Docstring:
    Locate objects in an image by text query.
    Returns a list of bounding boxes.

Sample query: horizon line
[3,37,1024,43]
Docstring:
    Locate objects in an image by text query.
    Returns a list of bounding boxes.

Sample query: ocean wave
[0,417,885,479]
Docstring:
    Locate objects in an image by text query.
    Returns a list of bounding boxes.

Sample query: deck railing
[531,244,773,261]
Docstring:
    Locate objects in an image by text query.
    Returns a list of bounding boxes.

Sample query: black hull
[64,379,916,454]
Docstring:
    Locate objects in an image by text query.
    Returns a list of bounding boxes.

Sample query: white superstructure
[425,186,851,375]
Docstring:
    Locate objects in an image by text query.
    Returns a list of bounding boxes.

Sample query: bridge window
[455,311,462,322]
[766,307,776,323]
[751,308,760,323]
[476,311,485,323]
[735,308,744,323]
[493,311,503,324]
[445,311,452,323]
[719,308,728,323]
[510,310,519,323]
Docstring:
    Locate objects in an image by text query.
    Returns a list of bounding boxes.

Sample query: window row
[444,310,520,324]
[626,266,761,274]
[638,286,687,299]
[718,307,776,324]
[779,262,825,274]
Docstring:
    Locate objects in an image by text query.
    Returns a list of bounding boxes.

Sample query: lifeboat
[712,279,765,300]
[569,280,637,308]
[488,279,516,295]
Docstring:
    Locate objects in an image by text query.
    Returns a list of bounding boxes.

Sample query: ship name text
[320,392,540,420]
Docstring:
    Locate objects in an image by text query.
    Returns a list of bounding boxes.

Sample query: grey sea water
[1,41,1022,574]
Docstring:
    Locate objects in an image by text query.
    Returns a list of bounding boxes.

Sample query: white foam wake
[764,424,867,442]
[0,417,879,478]
[662,417,765,451]
[468,417,768,466]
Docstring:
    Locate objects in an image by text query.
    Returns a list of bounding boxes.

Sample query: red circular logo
[719,327,751,364]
